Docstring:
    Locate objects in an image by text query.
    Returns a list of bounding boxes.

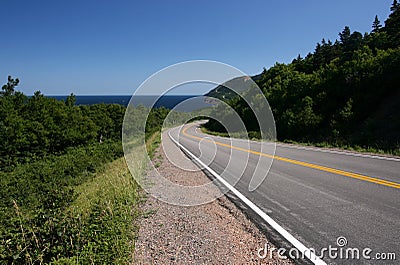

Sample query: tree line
[0,77,186,170]
[0,78,125,170]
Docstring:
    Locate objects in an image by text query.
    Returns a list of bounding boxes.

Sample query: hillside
[204,1,400,153]
[205,74,262,101]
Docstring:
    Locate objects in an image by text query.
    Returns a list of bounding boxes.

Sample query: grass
[51,139,148,264]
[200,127,253,139]
[55,155,145,264]
[282,139,400,156]
[145,131,161,159]
[1,132,162,264]
[0,140,151,264]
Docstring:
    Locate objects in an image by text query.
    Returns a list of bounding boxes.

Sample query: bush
[0,141,124,264]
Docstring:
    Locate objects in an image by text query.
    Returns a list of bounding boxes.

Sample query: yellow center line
[181,126,400,189]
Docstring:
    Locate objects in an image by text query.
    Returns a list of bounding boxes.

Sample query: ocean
[50,95,132,106]
[49,95,212,111]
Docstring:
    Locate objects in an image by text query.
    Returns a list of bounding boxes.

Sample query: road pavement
[168,123,400,264]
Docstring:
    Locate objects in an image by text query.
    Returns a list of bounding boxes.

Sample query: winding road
[168,123,400,264]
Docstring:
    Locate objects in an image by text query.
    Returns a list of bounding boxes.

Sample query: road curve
[169,123,400,265]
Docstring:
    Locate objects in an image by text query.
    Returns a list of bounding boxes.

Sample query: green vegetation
[0,76,188,263]
[0,76,134,263]
[200,126,261,140]
[146,131,161,159]
[0,79,125,171]
[0,141,130,264]
[57,148,145,264]
[205,1,400,154]
[281,139,400,156]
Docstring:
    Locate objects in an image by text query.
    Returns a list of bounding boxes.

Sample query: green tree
[372,15,382,33]
[384,0,400,47]
[339,26,351,45]
[391,0,399,11]
[348,31,363,51]
[1,76,19,97]
[65,93,76,107]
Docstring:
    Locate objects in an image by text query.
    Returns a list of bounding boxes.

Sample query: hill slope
[204,2,400,153]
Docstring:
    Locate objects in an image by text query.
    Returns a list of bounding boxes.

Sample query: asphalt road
[169,123,400,265]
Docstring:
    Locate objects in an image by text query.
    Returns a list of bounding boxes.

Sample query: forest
[205,1,400,154]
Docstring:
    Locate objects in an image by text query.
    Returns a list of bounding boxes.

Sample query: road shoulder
[133,131,291,264]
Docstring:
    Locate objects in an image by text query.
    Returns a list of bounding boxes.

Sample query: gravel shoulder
[133,131,292,264]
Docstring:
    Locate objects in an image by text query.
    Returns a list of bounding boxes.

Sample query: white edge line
[168,127,327,265]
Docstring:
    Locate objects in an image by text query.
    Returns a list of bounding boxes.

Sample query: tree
[372,15,382,33]
[65,93,76,107]
[1,75,19,96]
[384,0,400,46]
[348,31,363,50]
[390,0,399,12]
[339,26,351,45]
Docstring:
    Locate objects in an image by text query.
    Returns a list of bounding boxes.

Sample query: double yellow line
[182,126,400,189]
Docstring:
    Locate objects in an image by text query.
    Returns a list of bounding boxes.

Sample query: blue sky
[0,0,393,95]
